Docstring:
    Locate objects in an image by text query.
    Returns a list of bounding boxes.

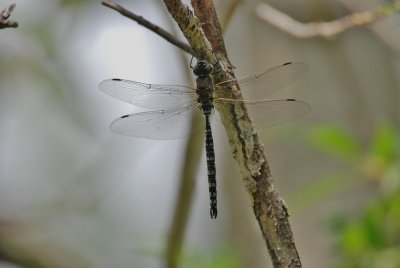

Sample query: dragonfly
[99,60,310,219]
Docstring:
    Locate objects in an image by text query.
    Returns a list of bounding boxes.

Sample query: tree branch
[101,0,194,55]
[179,0,301,267]
[256,1,400,38]
[0,3,18,29]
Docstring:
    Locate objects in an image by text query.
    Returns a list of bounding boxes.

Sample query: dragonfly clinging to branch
[99,60,310,219]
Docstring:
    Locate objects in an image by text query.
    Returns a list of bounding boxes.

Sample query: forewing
[99,79,197,109]
[110,104,203,140]
[214,98,310,129]
[215,62,308,97]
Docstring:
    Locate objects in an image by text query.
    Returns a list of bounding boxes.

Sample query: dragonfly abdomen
[194,60,218,218]
[205,115,217,218]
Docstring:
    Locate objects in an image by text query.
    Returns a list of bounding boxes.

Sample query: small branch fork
[0,3,18,29]
[102,0,301,267]
[256,1,400,38]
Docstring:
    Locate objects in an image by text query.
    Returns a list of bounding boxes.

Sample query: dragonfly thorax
[194,60,214,115]
[193,60,213,77]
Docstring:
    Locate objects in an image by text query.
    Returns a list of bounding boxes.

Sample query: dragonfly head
[193,60,213,77]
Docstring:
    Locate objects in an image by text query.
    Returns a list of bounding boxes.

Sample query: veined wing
[215,62,308,97]
[214,98,310,129]
[99,79,197,109]
[110,104,202,140]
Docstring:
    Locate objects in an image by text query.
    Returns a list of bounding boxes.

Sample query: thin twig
[0,3,18,29]
[256,1,400,38]
[101,0,194,55]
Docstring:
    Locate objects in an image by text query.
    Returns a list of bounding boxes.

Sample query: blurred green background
[0,0,399,267]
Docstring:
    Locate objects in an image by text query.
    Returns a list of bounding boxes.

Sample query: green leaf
[370,123,397,160]
[333,191,400,267]
[308,124,361,160]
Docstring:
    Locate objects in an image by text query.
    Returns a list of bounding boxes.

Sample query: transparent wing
[214,98,310,129]
[99,79,197,109]
[110,104,203,140]
[215,62,308,97]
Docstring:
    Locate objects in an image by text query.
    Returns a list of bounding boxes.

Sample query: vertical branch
[171,0,302,267]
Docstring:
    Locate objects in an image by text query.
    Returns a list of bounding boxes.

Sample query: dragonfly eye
[205,64,214,74]
[193,60,213,76]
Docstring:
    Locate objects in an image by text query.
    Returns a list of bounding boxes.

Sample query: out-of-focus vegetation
[1,0,400,267]
[298,122,400,267]
[180,247,241,268]
[332,191,400,268]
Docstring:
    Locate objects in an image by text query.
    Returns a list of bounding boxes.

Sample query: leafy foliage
[305,122,400,267]
[306,122,400,194]
[331,192,400,268]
